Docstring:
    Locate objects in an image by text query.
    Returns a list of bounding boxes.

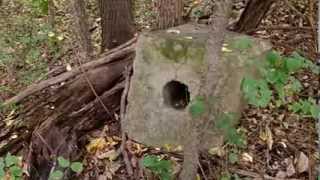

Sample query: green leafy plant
[0,153,23,180]
[30,0,49,15]
[142,155,172,180]
[289,99,320,119]
[189,96,206,118]
[49,157,83,180]
[241,77,272,108]
[216,113,246,148]
[241,50,319,114]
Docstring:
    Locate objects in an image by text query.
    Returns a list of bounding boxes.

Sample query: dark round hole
[163,80,190,110]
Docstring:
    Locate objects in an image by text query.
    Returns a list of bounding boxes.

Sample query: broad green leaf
[304,59,320,74]
[310,105,320,119]
[266,51,281,67]
[226,129,246,147]
[49,170,63,180]
[9,166,22,177]
[189,96,206,118]
[300,100,312,114]
[5,154,19,167]
[284,57,304,73]
[70,162,83,173]
[143,155,159,167]
[57,157,70,168]
[143,155,172,180]
[243,79,272,108]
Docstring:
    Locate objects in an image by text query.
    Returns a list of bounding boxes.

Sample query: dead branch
[3,41,136,106]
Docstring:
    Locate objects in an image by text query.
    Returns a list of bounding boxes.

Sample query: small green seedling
[142,155,172,180]
[49,157,83,180]
[0,153,23,180]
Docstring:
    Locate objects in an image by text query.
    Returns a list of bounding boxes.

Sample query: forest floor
[0,0,319,179]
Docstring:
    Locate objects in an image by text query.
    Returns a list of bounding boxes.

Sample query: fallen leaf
[285,158,295,177]
[241,152,253,163]
[97,149,119,161]
[296,152,309,173]
[222,47,232,52]
[66,64,72,71]
[86,138,108,153]
[276,171,287,178]
[265,126,273,150]
[208,147,225,157]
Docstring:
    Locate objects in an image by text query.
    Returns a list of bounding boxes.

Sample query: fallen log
[0,39,136,179]
[2,39,136,106]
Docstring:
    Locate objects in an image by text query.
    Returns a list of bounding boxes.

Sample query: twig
[197,160,208,180]
[120,67,133,176]
[3,42,135,106]
[101,37,137,57]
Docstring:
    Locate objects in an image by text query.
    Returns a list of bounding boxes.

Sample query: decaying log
[0,38,136,179]
[3,39,136,106]
[25,56,133,179]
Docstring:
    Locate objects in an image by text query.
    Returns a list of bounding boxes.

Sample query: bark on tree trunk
[234,0,275,33]
[72,0,93,58]
[98,0,135,51]
[48,0,55,28]
[153,0,184,29]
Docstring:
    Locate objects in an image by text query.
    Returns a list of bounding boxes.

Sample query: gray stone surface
[124,24,271,151]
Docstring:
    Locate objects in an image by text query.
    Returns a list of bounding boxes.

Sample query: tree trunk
[153,0,184,29]
[72,0,93,58]
[98,0,135,51]
[48,0,55,28]
[234,0,275,33]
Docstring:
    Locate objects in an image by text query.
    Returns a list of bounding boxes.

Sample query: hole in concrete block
[163,80,190,110]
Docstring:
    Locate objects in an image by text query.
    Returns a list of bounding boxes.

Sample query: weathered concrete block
[124,24,271,150]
